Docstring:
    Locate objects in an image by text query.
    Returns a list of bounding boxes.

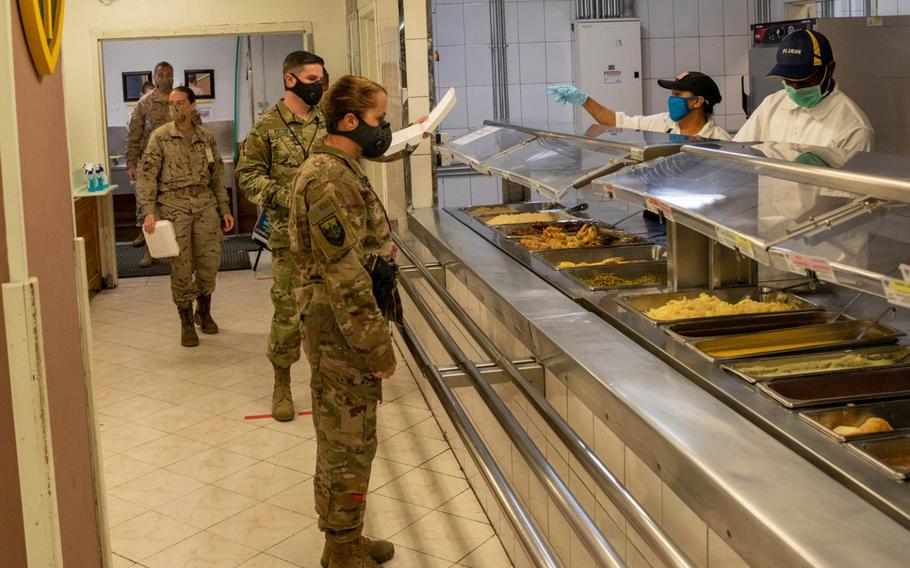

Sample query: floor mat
[117,236,260,278]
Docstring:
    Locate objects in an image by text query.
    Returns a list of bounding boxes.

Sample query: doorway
[99,30,313,278]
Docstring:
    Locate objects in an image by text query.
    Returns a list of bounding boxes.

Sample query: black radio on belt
[367,253,400,322]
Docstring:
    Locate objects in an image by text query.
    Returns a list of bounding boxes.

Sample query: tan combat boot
[193,293,219,334]
[272,364,295,421]
[178,305,199,347]
[139,244,153,268]
[321,535,394,567]
[326,534,381,568]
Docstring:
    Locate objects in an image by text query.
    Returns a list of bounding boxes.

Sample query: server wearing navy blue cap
[734,29,873,151]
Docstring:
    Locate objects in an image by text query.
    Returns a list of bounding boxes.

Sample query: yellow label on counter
[883,277,910,309]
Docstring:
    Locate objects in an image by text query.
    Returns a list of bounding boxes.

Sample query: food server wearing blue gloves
[549,71,731,140]
[733,29,873,151]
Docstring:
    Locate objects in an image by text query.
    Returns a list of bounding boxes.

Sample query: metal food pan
[692,320,903,363]
[616,287,820,326]
[758,364,910,408]
[847,434,910,480]
[463,201,561,217]
[800,399,910,442]
[519,229,649,253]
[562,262,668,291]
[537,245,666,270]
[721,345,910,383]
[477,210,577,226]
[496,220,604,239]
[666,311,845,342]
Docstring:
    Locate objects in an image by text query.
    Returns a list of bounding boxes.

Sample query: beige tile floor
[91,256,512,568]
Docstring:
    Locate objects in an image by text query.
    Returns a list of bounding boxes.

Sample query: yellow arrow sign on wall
[18,0,65,75]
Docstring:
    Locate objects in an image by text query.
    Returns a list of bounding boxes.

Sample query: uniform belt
[168,185,209,195]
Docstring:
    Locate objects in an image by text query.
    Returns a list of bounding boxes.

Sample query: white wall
[102,36,239,127]
[62,0,348,186]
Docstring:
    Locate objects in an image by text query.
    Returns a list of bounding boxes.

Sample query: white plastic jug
[143,220,180,259]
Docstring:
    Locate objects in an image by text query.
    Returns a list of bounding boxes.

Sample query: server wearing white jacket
[734,29,874,152]
[549,71,731,141]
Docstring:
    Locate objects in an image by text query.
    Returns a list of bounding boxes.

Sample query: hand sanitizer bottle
[97,165,109,190]
[86,163,96,192]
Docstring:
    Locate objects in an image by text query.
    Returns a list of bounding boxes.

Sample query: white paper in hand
[383,87,457,156]
[143,220,180,259]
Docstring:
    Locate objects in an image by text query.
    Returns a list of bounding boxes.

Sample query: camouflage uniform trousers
[268,246,302,368]
[304,301,384,541]
[158,187,223,306]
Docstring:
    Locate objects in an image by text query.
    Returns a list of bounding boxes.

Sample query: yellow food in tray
[521,224,642,251]
[558,257,636,268]
[708,338,836,358]
[581,272,662,288]
[486,212,561,225]
[468,205,519,216]
[734,351,905,378]
[644,293,796,321]
[833,417,894,437]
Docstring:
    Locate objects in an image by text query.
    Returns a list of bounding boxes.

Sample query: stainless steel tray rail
[396,245,626,568]
[399,322,561,568]
[395,235,695,568]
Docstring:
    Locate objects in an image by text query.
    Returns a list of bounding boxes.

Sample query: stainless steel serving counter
[404,205,910,567]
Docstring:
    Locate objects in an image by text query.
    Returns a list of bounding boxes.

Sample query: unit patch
[319,215,346,246]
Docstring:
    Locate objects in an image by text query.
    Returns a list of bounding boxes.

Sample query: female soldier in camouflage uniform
[138,86,234,347]
[288,76,397,568]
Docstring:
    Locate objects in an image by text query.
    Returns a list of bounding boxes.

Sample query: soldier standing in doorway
[127,61,176,268]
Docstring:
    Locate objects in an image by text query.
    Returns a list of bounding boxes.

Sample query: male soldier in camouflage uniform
[138,86,235,347]
[289,75,397,568]
[127,61,175,266]
[236,50,327,421]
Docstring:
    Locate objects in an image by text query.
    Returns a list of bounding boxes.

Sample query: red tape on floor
[244,410,313,420]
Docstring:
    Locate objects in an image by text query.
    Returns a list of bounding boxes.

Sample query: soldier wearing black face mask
[236,50,327,422]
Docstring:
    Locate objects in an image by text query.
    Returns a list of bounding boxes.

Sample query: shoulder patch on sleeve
[308,194,355,259]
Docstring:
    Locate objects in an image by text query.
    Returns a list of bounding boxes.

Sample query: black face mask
[287,73,323,106]
[333,114,393,158]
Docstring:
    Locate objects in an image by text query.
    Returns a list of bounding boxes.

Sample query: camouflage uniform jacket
[237,100,325,248]
[126,90,172,170]
[289,143,395,374]
[136,122,228,216]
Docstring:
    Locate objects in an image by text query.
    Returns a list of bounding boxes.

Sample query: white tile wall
[673,0,700,38]
[439,176,471,208]
[649,38,677,80]
[517,1,546,42]
[723,35,748,75]
[504,1,520,43]
[648,0,676,39]
[675,37,701,72]
[520,83,549,121]
[544,0,573,42]
[463,2,492,45]
[436,3,466,46]
[662,486,708,567]
[722,0,748,36]
[699,0,725,36]
[898,0,910,14]
[466,85,495,127]
[519,42,548,83]
[698,36,726,77]
[465,45,493,86]
[436,45,467,87]
[545,41,573,83]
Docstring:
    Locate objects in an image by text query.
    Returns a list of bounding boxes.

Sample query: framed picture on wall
[184,69,215,99]
[122,71,152,102]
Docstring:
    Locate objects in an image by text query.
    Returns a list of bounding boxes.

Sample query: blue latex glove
[547,85,588,106]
